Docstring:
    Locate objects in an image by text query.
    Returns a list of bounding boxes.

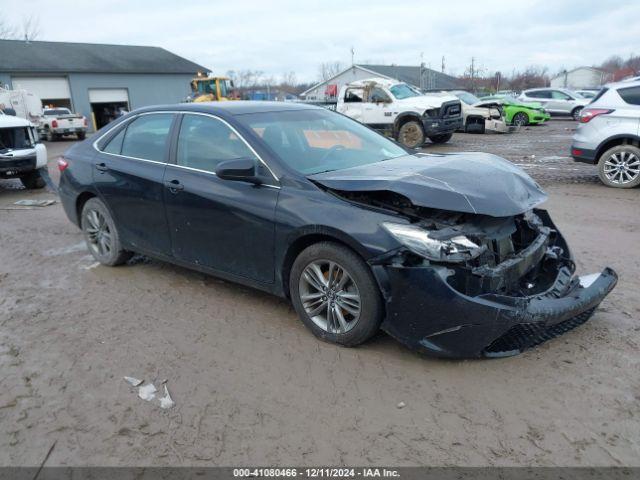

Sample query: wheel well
[281,234,362,298]
[571,106,583,115]
[596,137,640,161]
[75,192,96,224]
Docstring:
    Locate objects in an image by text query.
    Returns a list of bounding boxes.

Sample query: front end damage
[340,190,616,358]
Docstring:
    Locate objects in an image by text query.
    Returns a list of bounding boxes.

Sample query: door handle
[95,162,108,172]
[165,179,184,193]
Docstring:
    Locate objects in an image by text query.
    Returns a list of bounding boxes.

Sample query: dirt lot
[1,121,638,467]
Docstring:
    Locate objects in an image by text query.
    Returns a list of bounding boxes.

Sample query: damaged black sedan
[58,102,617,358]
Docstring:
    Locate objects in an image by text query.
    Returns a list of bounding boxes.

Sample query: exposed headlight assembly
[382,222,485,263]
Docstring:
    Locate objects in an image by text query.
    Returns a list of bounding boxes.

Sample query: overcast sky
[2,0,639,83]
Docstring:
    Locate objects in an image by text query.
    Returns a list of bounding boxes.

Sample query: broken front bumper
[421,115,463,137]
[374,264,617,358]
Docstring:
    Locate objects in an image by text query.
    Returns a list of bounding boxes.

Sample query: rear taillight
[580,108,614,123]
[83,117,88,127]
[51,120,58,128]
[57,157,69,172]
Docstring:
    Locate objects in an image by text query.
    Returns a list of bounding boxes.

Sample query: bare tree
[279,71,297,90]
[0,14,41,40]
[318,61,344,82]
[21,14,41,41]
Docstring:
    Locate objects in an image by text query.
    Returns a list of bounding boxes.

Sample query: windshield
[455,91,481,105]
[237,109,407,175]
[389,83,420,99]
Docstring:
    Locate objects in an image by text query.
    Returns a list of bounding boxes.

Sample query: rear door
[162,113,279,283]
[93,112,175,254]
[549,90,573,113]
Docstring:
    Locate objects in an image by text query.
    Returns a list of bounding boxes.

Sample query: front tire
[597,145,640,188]
[397,120,426,149]
[428,132,453,144]
[512,112,529,126]
[290,242,383,347]
[81,198,132,266]
[20,169,46,189]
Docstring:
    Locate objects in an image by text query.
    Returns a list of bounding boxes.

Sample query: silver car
[519,88,590,120]
[571,80,640,188]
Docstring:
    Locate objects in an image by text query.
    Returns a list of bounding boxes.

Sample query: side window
[551,90,571,100]
[618,86,640,105]
[103,127,126,154]
[369,87,391,103]
[531,90,551,99]
[344,88,364,103]
[120,113,174,162]
[177,115,257,173]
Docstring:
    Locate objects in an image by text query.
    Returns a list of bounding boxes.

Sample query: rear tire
[428,132,453,144]
[81,198,133,266]
[20,169,46,189]
[597,145,640,188]
[397,120,426,148]
[290,242,383,347]
[45,129,54,142]
[77,131,86,140]
[572,107,583,121]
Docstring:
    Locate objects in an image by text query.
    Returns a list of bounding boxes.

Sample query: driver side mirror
[215,158,261,185]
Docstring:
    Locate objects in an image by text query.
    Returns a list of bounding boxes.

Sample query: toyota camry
[57,102,617,358]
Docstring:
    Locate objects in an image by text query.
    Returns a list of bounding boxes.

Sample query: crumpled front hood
[309,153,548,217]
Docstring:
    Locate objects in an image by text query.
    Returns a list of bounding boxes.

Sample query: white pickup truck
[39,107,88,141]
[336,78,463,148]
[0,110,48,189]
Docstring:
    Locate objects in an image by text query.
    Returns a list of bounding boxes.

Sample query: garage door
[12,76,71,101]
[89,88,129,104]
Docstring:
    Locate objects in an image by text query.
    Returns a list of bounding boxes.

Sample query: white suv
[519,88,590,120]
[571,81,640,188]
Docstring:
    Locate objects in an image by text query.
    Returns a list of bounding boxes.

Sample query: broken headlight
[382,222,484,263]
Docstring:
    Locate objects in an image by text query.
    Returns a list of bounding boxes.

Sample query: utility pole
[350,47,355,66]
[419,52,424,90]
[470,57,476,92]
[441,56,445,73]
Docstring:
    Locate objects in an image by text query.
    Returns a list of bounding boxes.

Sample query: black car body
[58,102,617,358]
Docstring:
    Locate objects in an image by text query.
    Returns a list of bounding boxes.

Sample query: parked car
[518,88,589,120]
[448,91,509,133]
[0,109,48,188]
[575,89,599,99]
[39,107,88,141]
[479,95,551,126]
[571,80,640,188]
[336,78,463,148]
[58,102,617,358]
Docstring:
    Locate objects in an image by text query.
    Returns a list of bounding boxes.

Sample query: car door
[550,90,573,113]
[363,87,393,128]
[162,113,279,284]
[529,90,554,111]
[93,112,175,255]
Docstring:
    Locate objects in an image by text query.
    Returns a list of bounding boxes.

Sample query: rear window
[618,86,640,105]
[590,88,608,103]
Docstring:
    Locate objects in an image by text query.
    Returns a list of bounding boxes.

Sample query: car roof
[136,101,320,116]
[603,79,640,90]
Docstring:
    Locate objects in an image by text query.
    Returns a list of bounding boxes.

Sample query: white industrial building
[301,64,460,102]
[550,67,612,90]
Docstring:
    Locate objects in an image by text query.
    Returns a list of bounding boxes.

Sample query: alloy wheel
[399,123,423,148]
[84,209,112,256]
[298,260,361,334]
[603,151,640,185]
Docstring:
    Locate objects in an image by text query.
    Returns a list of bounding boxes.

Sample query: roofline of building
[1,70,205,75]
[300,65,393,96]
[553,66,607,78]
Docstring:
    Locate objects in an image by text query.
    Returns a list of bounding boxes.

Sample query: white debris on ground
[124,377,175,409]
[13,199,56,207]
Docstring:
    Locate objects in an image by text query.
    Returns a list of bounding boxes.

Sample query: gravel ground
[0,122,638,467]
